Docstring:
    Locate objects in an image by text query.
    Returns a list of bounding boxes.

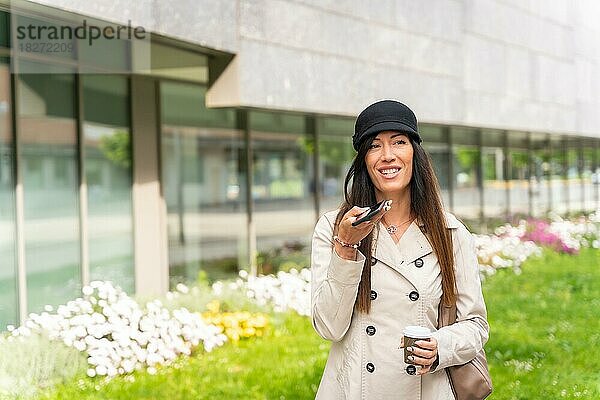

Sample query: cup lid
[403,325,431,338]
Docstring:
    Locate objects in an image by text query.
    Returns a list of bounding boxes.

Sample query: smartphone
[351,200,391,226]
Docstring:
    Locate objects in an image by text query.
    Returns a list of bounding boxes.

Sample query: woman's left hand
[400,336,439,375]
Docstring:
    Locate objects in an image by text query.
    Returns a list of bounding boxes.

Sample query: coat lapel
[372,221,430,290]
[372,213,459,291]
[372,223,403,275]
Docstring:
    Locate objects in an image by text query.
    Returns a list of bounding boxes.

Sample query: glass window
[530,133,551,217]
[549,135,567,214]
[595,141,600,207]
[82,75,133,292]
[0,11,9,48]
[452,126,479,145]
[0,57,18,327]
[316,117,354,213]
[451,127,481,222]
[250,111,314,275]
[507,131,530,217]
[12,14,77,65]
[420,124,446,143]
[422,126,450,210]
[146,43,208,84]
[566,138,583,213]
[10,8,144,74]
[18,71,81,314]
[582,138,596,212]
[481,129,507,220]
[160,82,246,284]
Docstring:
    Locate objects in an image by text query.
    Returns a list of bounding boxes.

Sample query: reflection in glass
[316,117,354,213]
[11,14,76,68]
[427,144,451,210]
[530,133,551,217]
[161,82,246,284]
[566,139,583,212]
[149,43,208,83]
[507,132,529,216]
[0,59,18,327]
[250,111,314,275]
[452,146,481,221]
[421,125,450,209]
[549,136,567,214]
[481,146,506,219]
[83,76,133,292]
[595,143,600,207]
[581,139,595,211]
[0,11,9,48]
[18,73,80,313]
[451,128,481,222]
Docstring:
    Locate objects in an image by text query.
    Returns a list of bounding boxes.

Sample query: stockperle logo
[16,19,147,47]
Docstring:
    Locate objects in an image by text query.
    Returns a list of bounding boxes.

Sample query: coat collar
[371,212,460,290]
[414,212,461,230]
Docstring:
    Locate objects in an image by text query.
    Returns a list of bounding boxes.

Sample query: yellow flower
[198,309,270,342]
[206,300,220,314]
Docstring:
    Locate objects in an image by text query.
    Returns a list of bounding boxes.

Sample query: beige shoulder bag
[437,301,493,400]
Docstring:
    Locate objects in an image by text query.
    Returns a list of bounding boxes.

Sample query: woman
[310,100,489,399]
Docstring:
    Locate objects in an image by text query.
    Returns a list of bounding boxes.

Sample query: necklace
[383,214,415,236]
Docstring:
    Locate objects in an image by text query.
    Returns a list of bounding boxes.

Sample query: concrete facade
[24,0,600,138]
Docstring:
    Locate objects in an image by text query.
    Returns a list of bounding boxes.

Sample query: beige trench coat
[311,209,489,400]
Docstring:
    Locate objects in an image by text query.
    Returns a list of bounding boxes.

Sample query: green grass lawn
[40,248,600,399]
[483,247,600,399]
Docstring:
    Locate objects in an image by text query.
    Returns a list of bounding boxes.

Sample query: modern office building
[0,0,599,327]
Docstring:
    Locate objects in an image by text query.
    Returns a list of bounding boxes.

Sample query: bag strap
[438,299,457,328]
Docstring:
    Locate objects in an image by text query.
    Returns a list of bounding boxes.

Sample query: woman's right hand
[336,203,391,248]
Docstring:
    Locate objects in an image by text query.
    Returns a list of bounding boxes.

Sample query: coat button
[366,363,375,373]
[371,257,377,265]
[414,258,424,268]
[370,290,378,300]
[409,291,419,301]
[406,365,417,375]
[366,325,376,336]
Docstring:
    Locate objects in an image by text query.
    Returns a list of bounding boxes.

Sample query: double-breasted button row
[366,325,376,336]
[366,362,375,373]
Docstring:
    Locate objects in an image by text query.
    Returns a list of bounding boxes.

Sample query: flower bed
[7,281,227,379]
[475,210,598,277]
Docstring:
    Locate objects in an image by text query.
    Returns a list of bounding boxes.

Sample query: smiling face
[365,131,414,198]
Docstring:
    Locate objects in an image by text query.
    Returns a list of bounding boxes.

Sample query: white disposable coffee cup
[402,326,432,365]
[403,326,431,339]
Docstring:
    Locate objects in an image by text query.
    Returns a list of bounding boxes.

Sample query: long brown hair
[333,135,456,313]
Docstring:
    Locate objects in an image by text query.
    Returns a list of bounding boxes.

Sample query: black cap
[353,100,421,151]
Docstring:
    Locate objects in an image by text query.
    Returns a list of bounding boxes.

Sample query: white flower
[175,283,189,294]
[82,286,94,296]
